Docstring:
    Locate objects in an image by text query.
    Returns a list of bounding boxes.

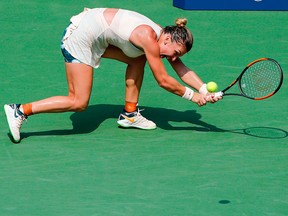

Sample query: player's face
[159,36,187,61]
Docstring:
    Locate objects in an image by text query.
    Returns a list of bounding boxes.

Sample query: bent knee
[70,101,89,112]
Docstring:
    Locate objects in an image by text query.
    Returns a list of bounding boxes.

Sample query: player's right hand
[205,93,222,103]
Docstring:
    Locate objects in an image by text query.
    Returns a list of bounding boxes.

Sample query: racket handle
[214,91,224,97]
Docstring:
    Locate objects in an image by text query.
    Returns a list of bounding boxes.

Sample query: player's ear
[164,34,172,45]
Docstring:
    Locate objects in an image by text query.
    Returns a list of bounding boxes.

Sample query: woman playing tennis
[4,8,221,143]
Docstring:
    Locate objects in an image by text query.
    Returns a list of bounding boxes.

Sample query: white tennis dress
[62,8,162,68]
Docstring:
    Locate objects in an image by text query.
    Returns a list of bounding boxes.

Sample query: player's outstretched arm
[169,57,222,103]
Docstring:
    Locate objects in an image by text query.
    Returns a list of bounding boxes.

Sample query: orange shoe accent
[22,103,33,116]
[122,115,135,123]
[124,101,137,113]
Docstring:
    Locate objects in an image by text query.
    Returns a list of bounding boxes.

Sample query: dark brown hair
[163,18,193,52]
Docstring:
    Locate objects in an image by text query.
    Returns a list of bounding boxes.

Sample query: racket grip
[214,91,223,97]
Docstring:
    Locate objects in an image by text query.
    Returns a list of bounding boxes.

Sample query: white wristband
[199,83,208,95]
[182,87,194,100]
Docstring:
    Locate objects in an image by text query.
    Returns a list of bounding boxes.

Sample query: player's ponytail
[163,18,193,52]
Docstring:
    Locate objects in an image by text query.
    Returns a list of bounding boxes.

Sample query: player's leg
[31,63,93,113]
[117,56,156,129]
[124,55,145,111]
[102,45,156,129]
[4,62,94,142]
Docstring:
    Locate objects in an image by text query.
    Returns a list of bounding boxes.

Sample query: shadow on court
[20,104,287,140]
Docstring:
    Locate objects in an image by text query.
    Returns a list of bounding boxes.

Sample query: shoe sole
[117,120,156,130]
[4,105,20,143]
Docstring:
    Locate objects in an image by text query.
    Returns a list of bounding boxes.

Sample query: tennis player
[4,8,221,143]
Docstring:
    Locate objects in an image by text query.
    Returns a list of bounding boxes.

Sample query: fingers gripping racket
[215,58,283,100]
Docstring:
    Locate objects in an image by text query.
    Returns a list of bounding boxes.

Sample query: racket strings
[240,60,282,98]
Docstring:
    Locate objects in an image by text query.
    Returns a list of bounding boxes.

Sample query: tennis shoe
[4,104,27,143]
[117,109,156,130]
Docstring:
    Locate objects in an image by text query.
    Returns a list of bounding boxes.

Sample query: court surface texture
[0,1,287,215]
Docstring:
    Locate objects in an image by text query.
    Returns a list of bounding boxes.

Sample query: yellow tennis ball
[206,82,218,92]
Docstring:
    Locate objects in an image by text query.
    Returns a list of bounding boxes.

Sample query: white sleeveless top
[62,8,162,68]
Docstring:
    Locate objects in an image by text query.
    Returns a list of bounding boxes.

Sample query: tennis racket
[215,58,283,100]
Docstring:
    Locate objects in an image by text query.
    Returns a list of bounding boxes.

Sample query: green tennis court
[0,0,287,215]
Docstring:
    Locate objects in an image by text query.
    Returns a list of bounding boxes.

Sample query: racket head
[238,58,283,100]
